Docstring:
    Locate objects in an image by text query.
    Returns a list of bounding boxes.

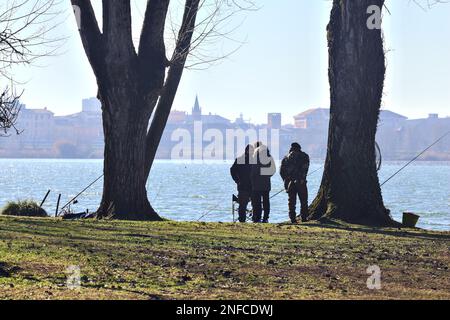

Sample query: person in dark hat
[250,143,276,223]
[230,144,254,222]
[280,142,310,223]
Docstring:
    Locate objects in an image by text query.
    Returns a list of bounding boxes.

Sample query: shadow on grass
[302,218,450,242]
[2,216,449,244]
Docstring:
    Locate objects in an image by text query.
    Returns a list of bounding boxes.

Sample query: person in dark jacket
[251,143,276,223]
[230,144,254,222]
[280,143,310,223]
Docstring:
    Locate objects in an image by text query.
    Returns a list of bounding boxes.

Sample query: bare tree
[0,0,63,135]
[71,0,253,220]
[309,0,447,226]
[308,0,396,226]
[408,0,450,11]
[0,87,22,136]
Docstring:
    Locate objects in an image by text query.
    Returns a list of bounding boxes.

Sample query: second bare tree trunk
[309,0,398,226]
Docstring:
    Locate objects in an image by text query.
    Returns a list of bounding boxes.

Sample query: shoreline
[1,158,450,163]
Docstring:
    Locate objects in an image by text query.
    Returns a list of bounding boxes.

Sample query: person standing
[251,143,276,223]
[280,143,310,223]
[230,144,254,222]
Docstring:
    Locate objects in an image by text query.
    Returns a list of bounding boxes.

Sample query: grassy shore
[0,216,449,300]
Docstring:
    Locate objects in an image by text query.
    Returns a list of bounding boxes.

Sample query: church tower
[192,95,202,121]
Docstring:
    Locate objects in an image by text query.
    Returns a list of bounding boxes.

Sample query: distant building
[186,96,231,125]
[17,106,55,149]
[199,113,231,125]
[268,113,282,129]
[54,110,103,152]
[192,95,202,121]
[168,110,187,124]
[384,113,450,160]
[293,108,329,129]
[378,109,408,126]
[290,108,415,159]
[0,105,55,158]
[294,108,407,129]
[234,113,245,125]
[82,97,101,113]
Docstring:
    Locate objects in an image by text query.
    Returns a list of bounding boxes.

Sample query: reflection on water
[0,159,448,231]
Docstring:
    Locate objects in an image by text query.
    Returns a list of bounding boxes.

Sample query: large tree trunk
[309,0,398,226]
[70,0,201,220]
[96,91,161,221]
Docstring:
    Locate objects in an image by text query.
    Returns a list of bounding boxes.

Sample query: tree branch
[0,87,23,136]
[0,0,65,81]
[102,0,136,60]
[145,0,201,175]
[71,0,104,77]
[166,0,257,70]
[139,0,170,61]
[138,0,170,96]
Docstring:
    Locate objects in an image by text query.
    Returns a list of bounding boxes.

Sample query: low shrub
[1,200,48,217]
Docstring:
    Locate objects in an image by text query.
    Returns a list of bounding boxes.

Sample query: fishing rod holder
[231,194,253,222]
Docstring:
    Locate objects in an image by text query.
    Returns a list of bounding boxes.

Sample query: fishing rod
[196,202,223,222]
[380,130,450,187]
[270,166,323,199]
[269,189,285,200]
[58,174,104,215]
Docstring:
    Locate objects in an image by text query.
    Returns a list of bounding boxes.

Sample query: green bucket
[402,212,420,228]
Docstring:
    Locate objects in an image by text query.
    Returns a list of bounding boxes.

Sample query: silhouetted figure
[251,143,276,223]
[280,143,310,223]
[230,144,254,222]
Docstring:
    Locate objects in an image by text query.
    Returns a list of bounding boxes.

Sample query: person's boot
[289,213,297,224]
[300,208,309,222]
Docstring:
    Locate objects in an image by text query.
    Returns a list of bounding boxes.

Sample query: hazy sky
[10,0,450,124]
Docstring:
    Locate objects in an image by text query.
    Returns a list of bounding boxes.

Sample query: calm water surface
[0,159,448,231]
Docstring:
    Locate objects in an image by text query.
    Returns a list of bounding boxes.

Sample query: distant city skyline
[3,100,449,161]
[10,1,450,124]
[19,94,449,125]
[18,95,448,126]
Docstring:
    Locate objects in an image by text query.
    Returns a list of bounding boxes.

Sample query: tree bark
[96,92,160,220]
[71,0,199,220]
[309,0,398,226]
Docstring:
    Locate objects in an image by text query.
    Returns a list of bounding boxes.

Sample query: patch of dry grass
[0,216,449,300]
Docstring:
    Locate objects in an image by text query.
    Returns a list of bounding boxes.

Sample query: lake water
[0,159,448,231]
